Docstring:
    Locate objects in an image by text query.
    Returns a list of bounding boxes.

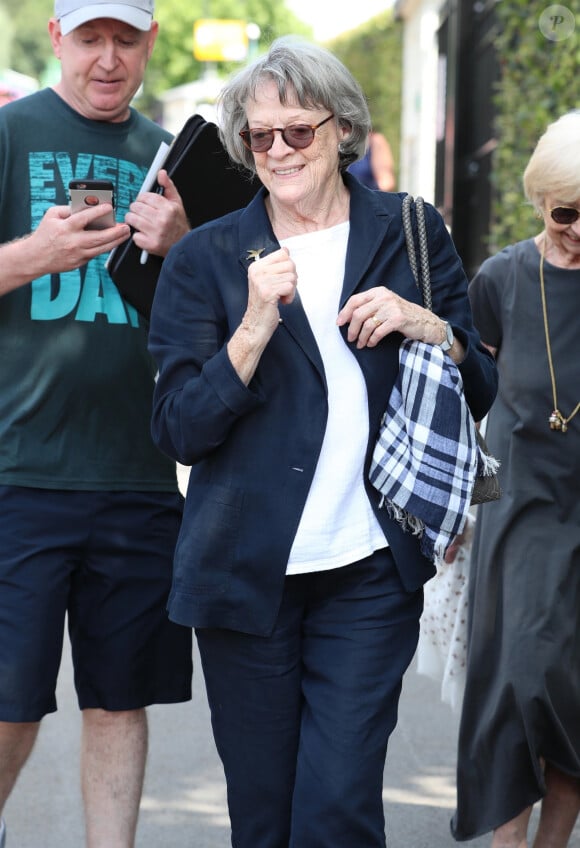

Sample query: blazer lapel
[339,176,394,308]
[277,294,325,382]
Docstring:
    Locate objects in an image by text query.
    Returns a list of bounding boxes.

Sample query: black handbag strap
[402,194,432,311]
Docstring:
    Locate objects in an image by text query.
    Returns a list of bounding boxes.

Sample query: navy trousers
[196,548,423,848]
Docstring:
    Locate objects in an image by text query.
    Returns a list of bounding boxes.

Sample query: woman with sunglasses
[452,112,580,846]
[148,36,497,848]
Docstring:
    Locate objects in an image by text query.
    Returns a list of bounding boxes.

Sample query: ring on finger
[372,314,382,328]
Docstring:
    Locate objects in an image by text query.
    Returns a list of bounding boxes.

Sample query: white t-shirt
[282,222,387,575]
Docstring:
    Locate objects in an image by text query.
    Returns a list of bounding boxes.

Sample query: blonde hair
[523,111,580,213]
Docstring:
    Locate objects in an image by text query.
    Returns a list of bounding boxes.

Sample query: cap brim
[59,3,152,35]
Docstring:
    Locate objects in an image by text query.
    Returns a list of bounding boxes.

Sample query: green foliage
[0,5,14,68]
[329,11,402,184]
[144,0,312,111]
[490,0,580,251]
[0,0,53,78]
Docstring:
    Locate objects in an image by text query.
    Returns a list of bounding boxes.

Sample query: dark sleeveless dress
[451,238,580,839]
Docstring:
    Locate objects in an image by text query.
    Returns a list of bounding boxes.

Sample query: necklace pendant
[541,252,580,432]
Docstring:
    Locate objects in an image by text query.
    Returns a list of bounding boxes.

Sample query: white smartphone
[69,179,115,229]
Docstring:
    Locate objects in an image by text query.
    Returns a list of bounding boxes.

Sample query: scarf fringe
[381,498,450,560]
[382,499,425,537]
[478,451,500,477]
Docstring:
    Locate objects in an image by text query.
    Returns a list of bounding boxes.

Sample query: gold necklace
[540,238,580,432]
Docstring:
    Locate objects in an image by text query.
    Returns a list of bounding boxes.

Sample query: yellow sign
[193,19,248,62]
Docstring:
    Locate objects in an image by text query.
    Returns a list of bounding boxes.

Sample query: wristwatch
[439,321,454,352]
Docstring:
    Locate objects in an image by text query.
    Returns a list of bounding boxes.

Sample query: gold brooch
[246,248,265,262]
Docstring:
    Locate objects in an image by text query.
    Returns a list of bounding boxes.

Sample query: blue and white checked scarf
[370,339,495,562]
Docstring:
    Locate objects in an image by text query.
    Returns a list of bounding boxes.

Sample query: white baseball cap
[55,0,154,35]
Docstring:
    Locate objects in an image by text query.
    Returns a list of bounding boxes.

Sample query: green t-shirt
[0,88,178,491]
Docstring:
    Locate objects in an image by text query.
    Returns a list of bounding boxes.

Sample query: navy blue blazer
[149,175,497,636]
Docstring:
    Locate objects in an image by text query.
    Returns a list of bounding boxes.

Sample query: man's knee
[82,707,147,732]
[0,720,41,803]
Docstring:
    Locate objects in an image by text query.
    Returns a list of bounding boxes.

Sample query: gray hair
[217,36,371,176]
[523,110,580,212]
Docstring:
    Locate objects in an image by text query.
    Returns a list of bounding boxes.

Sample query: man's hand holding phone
[3,179,134,294]
[45,178,131,269]
[17,179,129,279]
[62,198,131,266]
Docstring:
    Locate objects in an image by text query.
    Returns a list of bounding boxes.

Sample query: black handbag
[401,194,501,505]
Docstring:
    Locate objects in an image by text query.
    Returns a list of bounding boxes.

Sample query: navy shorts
[0,486,193,722]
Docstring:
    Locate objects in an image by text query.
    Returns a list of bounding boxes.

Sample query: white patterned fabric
[416,512,474,712]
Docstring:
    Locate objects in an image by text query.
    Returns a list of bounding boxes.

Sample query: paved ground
[8,634,580,847]
[5,638,472,847]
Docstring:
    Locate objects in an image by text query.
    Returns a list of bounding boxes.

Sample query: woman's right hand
[244,247,298,337]
[228,247,297,384]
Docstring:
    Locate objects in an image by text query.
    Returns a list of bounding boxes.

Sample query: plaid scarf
[370,339,493,561]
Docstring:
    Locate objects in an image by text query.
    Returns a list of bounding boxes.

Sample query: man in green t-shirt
[0,1,194,844]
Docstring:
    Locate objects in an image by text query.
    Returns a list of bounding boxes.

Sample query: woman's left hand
[336,286,446,349]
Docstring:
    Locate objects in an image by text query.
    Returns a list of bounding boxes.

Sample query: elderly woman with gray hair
[148,36,496,848]
[452,112,580,847]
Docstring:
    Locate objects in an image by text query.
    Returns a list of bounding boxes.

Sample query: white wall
[158,72,223,134]
[397,0,444,203]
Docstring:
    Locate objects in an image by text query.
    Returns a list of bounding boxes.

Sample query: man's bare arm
[0,204,130,296]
